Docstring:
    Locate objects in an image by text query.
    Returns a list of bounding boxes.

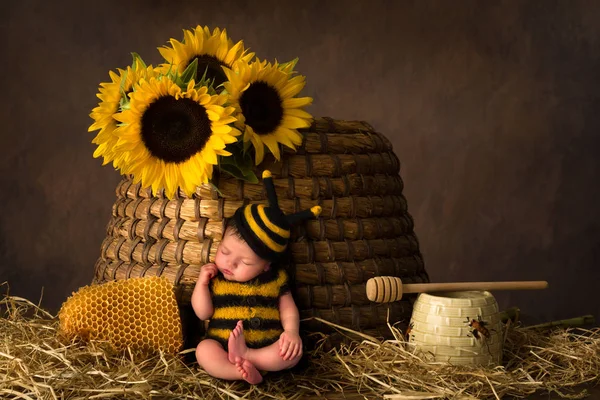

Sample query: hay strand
[1,285,599,399]
[525,315,596,330]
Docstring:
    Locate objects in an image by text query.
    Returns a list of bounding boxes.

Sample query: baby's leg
[228,322,300,372]
[228,320,248,363]
[243,341,301,372]
[196,338,262,384]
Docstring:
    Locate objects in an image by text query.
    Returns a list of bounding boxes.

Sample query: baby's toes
[233,321,243,336]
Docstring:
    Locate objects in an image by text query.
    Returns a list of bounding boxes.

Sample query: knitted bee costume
[206,170,322,349]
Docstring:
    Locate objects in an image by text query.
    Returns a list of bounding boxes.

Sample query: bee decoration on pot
[466,315,494,354]
[405,321,414,342]
[466,315,490,341]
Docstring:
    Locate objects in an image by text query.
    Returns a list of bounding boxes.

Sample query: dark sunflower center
[188,55,228,90]
[140,96,211,163]
[239,81,283,135]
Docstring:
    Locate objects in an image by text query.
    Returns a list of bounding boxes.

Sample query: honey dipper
[366,276,548,303]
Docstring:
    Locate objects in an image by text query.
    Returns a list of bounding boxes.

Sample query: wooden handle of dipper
[366,276,549,303]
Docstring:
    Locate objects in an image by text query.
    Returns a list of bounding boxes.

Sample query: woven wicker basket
[93,117,429,343]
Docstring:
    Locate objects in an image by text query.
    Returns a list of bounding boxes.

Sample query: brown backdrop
[1,0,599,325]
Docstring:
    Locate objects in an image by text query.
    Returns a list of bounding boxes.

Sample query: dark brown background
[1,0,599,326]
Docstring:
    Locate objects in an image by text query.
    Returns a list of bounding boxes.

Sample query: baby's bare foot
[238,359,263,384]
[228,320,248,364]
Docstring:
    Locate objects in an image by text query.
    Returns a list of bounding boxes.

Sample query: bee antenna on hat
[262,170,279,209]
[286,206,322,225]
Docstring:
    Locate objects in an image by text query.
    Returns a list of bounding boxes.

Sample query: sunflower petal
[218,115,237,125]
[213,148,230,156]
[282,115,312,129]
[277,127,304,147]
[211,124,233,135]
[279,83,305,99]
[274,128,299,149]
[250,134,265,165]
[220,132,240,143]
[282,97,313,109]
[208,135,226,150]
[261,135,281,161]
[206,110,222,121]
[283,107,313,121]
[202,148,218,165]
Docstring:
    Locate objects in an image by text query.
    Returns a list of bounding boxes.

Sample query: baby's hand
[199,263,218,285]
[279,330,303,361]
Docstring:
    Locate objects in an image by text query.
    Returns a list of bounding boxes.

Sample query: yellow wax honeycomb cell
[58,276,182,355]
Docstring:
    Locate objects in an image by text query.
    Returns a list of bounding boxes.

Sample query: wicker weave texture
[93,117,429,334]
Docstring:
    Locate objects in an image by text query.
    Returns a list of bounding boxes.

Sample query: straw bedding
[2,284,598,400]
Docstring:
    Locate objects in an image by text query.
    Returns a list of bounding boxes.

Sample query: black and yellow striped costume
[206,268,289,350]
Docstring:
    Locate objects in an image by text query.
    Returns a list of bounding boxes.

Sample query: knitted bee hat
[233,170,322,262]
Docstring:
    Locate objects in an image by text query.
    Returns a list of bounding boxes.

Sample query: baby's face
[214,228,270,282]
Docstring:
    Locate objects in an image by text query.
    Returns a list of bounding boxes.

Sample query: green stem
[524,315,596,330]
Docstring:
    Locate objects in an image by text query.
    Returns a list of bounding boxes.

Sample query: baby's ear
[264,262,271,272]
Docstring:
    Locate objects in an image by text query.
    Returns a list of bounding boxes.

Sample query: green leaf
[179,58,198,86]
[131,52,147,70]
[197,65,219,89]
[118,69,129,98]
[214,77,228,93]
[219,163,246,181]
[219,164,259,184]
[219,154,237,165]
[208,181,224,197]
[233,146,254,170]
[198,65,209,82]
[279,57,299,73]
[236,163,254,176]
[163,62,175,79]
[217,145,259,184]
[242,170,259,183]
[119,96,130,111]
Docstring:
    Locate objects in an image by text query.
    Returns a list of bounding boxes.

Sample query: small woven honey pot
[409,291,503,366]
[93,117,429,343]
[366,276,548,365]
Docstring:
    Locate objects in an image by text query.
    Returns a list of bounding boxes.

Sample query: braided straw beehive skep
[93,117,429,341]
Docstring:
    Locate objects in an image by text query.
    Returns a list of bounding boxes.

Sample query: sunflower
[158,25,254,90]
[88,61,156,167]
[112,76,239,198]
[223,59,313,165]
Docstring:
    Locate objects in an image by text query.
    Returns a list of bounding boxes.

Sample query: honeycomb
[58,276,182,355]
